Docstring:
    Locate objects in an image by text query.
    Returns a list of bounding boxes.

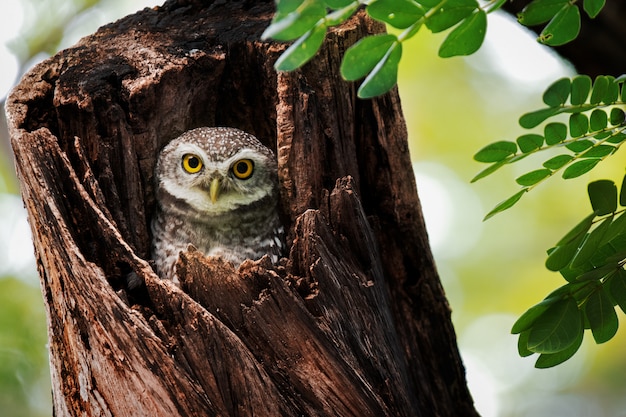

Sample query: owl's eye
[232,159,254,179]
[182,154,203,173]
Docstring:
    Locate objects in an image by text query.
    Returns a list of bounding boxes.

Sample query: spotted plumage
[151,127,284,282]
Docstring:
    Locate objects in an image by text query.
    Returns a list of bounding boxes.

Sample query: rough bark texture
[6,1,478,416]
[501,0,626,77]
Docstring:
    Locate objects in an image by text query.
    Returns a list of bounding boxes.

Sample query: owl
[151,127,285,282]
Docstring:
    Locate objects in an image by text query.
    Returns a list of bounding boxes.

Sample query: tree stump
[6,1,478,416]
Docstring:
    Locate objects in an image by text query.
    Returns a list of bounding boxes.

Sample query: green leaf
[517,330,533,357]
[324,2,359,26]
[584,286,618,344]
[543,77,571,107]
[538,4,581,46]
[438,10,487,58]
[512,296,562,334]
[565,139,593,153]
[484,189,527,220]
[470,159,508,182]
[546,234,586,271]
[607,133,626,144]
[516,169,552,186]
[544,122,567,145]
[534,329,583,368]
[357,41,403,98]
[517,0,569,26]
[604,211,626,243]
[607,269,626,314]
[621,174,626,206]
[588,179,617,215]
[582,144,615,158]
[367,0,425,29]
[517,134,544,153]
[590,75,610,104]
[576,264,618,282]
[589,109,608,131]
[324,0,353,7]
[569,113,589,137]
[340,34,397,81]
[556,212,596,246]
[571,216,612,268]
[610,108,626,125]
[417,0,443,7]
[519,107,560,129]
[527,297,582,354]
[543,154,573,170]
[474,141,517,163]
[274,24,327,71]
[603,76,620,104]
[562,159,601,179]
[426,0,478,33]
[276,0,306,14]
[263,0,327,41]
[583,0,605,18]
[570,75,592,105]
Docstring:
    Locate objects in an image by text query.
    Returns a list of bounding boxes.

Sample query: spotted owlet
[151,127,285,282]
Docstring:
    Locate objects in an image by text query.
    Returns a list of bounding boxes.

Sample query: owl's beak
[209,178,220,203]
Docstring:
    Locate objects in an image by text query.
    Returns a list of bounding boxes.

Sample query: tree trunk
[6,1,478,416]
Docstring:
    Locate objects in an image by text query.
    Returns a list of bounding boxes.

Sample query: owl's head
[155,127,278,215]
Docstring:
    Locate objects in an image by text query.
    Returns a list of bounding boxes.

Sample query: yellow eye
[182,154,203,173]
[232,159,254,179]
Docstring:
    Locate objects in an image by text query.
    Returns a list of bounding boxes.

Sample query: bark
[6,1,477,416]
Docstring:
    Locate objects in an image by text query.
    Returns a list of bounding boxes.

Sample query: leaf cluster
[512,176,626,368]
[517,0,606,46]
[263,0,499,98]
[473,75,626,220]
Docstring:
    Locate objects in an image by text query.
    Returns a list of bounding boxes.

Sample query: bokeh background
[1,2,625,416]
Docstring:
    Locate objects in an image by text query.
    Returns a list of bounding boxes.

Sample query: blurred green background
[1,2,625,416]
